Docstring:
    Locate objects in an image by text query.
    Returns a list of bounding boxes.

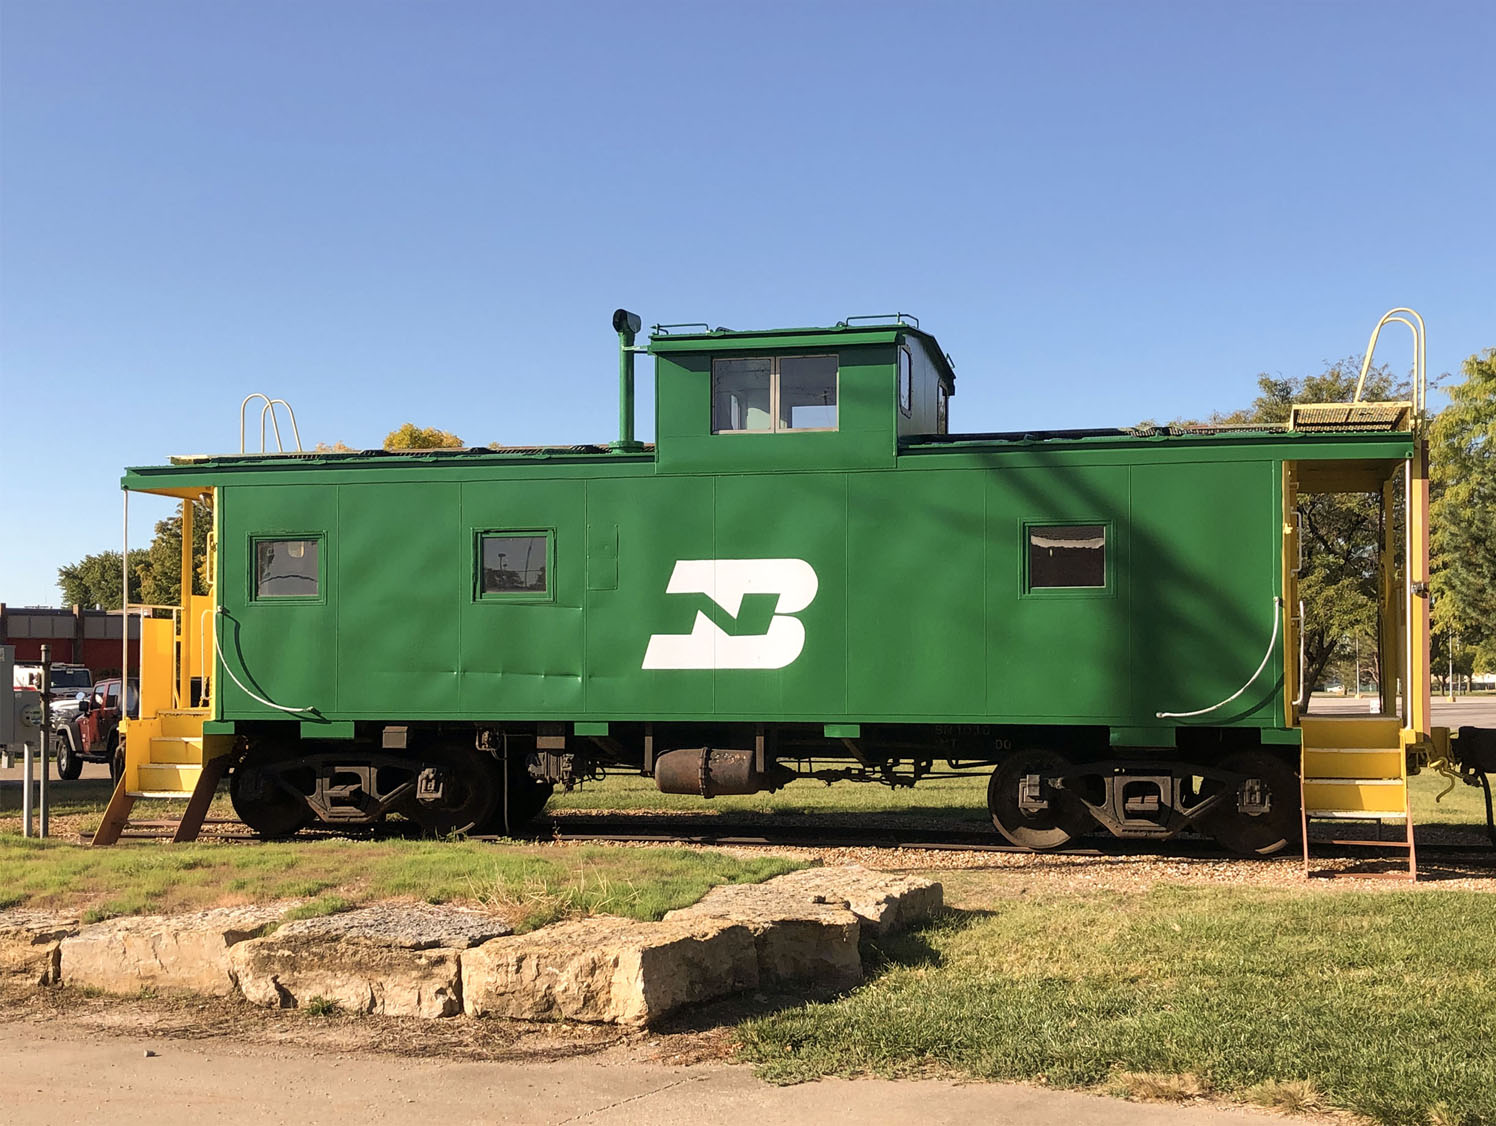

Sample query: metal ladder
[1300,714,1416,879]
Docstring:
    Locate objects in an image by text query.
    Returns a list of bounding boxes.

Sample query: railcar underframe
[224,718,1303,855]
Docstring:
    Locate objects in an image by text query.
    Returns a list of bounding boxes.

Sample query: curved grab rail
[239,394,270,453]
[1156,597,1283,719]
[1354,307,1426,418]
[239,394,304,453]
[260,399,303,453]
[211,607,316,714]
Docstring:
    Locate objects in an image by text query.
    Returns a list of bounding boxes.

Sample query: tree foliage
[383,423,465,450]
[1227,359,1404,707]
[57,550,150,609]
[56,499,212,610]
[1430,347,1496,674]
[138,499,213,607]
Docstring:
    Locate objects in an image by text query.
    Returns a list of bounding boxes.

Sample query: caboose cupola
[645,313,956,474]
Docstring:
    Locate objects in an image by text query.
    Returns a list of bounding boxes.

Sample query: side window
[104,682,120,708]
[712,355,837,433]
[1027,524,1107,590]
[898,347,913,416]
[778,355,837,430]
[711,358,773,432]
[253,537,321,599]
[477,532,551,598]
[937,384,949,433]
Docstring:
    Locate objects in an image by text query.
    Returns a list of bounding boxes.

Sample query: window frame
[711,354,839,435]
[249,534,326,603]
[474,528,556,603]
[898,346,913,417]
[1020,520,1115,599]
[936,382,949,433]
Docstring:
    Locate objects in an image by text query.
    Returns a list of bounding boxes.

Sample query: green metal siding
[199,441,1305,731]
[655,345,896,475]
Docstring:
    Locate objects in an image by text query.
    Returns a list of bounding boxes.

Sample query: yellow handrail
[1353,307,1426,419]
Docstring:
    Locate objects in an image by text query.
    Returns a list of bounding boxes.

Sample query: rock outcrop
[755,864,946,937]
[17,865,943,1027]
[665,880,864,990]
[60,904,289,996]
[462,914,756,1026]
[0,910,78,985]
[230,903,511,1018]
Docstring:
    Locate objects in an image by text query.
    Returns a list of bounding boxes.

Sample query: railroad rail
[98,814,1496,869]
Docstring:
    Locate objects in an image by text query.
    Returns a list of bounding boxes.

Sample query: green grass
[738,886,1496,1125]
[281,894,354,920]
[0,776,239,836]
[1410,768,1491,829]
[0,836,801,931]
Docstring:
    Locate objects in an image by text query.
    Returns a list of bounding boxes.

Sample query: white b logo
[641,559,819,670]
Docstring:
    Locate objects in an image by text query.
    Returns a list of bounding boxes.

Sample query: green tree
[57,498,213,610]
[1430,347,1496,674]
[383,423,465,450]
[57,549,151,609]
[138,498,214,607]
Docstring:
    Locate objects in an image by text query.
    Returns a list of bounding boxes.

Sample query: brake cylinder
[652,747,790,797]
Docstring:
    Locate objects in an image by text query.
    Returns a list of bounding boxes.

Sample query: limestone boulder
[60,904,289,996]
[0,910,79,985]
[665,879,863,990]
[760,866,943,937]
[229,903,510,1019]
[462,914,757,1026]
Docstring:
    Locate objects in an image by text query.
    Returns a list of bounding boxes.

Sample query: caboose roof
[648,317,958,391]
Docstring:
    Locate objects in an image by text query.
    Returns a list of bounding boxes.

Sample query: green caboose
[104,310,1440,859]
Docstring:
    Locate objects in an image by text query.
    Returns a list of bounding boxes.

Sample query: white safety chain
[1156,597,1284,719]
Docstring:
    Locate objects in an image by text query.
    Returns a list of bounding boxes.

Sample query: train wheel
[1201,751,1300,856]
[477,755,554,834]
[408,747,497,836]
[987,750,1094,850]
[231,752,314,839]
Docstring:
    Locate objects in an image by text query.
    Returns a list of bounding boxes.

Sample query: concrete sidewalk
[0,1024,1284,1126]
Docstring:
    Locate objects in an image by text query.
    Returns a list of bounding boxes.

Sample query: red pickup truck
[53,678,138,782]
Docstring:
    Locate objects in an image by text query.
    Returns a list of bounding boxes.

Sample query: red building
[0,604,140,678]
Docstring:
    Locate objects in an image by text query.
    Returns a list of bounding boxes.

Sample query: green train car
[111,309,1465,857]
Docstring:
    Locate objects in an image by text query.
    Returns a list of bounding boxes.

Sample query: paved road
[0,1025,1284,1126]
[1307,694,1496,728]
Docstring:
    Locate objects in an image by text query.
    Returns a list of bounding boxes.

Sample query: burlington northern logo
[641,559,819,670]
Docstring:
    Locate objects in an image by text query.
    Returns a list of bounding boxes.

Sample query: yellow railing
[1353,307,1427,422]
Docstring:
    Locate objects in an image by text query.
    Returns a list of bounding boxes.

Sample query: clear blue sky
[2,0,1492,607]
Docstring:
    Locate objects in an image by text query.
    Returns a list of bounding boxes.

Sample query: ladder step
[132,763,203,795]
[1303,779,1407,815]
[156,709,212,738]
[149,735,204,764]
[1302,748,1404,779]
[1299,715,1402,748]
